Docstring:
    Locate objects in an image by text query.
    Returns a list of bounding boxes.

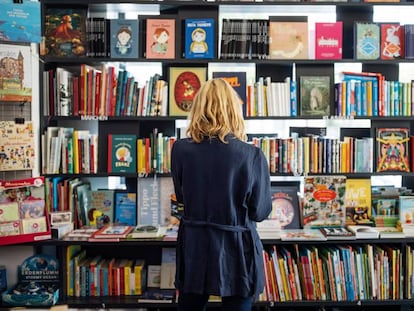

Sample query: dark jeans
[177,293,253,311]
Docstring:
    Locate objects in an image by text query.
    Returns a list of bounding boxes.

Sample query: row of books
[260,243,402,302]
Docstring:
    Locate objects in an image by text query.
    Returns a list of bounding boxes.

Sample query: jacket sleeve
[247,148,272,222]
[171,142,184,205]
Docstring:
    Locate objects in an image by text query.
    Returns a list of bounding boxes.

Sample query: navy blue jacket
[171,135,272,299]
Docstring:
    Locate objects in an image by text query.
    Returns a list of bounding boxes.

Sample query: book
[399,195,414,225]
[110,13,139,59]
[405,24,414,59]
[380,23,404,59]
[21,217,48,234]
[346,225,379,239]
[279,229,327,241]
[128,225,167,239]
[319,227,356,240]
[376,226,405,239]
[212,71,247,116]
[63,227,98,241]
[268,16,309,59]
[89,190,115,225]
[107,134,137,173]
[314,21,343,60]
[20,200,45,219]
[137,177,161,226]
[302,175,347,228]
[344,178,373,225]
[354,22,380,60]
[0,202,19,222]
[159,248,176,289]
[168,66,207,116]
[184,18,215,59]
[376,127,410,172]
[44,7,87,57]
[114,191,137,226]
[145,17,175,59]
[299,76,331,116]
[90,224,133,239]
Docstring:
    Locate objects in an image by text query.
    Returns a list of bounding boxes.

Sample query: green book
[107,134,137,173]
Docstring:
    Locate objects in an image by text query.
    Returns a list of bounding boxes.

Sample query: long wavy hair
[186,78,247,143]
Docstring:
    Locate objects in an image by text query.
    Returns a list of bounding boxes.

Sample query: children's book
[90,223,133,239]
[145,18,175,59]
[299,76,331,116]
[354,22,380,60]
[280,229,327,241]
[184,18,215,59]
[114,191,137,226]
[44,7,87,57]
[110,13,139,59]
[314,21,343,60]
[319,227,356,240]
[268,16,309,59]
[346,225,379,239]
[344,178,373,225]
[168,67,206,116]
[376,127,410,172]
[399,195,414,225]
[89,190,115,225]
[302,175,347,228]
[107,134,137,173]
[380,23,404,60]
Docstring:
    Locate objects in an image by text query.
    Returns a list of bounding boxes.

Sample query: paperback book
[376,127,410,172]
[184,18,215,59]
[299,76,331,116]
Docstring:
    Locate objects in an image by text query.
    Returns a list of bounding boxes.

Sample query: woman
[171,78,272,311]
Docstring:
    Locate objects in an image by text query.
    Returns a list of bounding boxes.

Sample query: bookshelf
[31,0,414,310]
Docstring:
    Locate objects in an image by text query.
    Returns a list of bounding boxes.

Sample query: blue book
[110,13,139,59]
[114,191,137,226]
[184,18,215,59]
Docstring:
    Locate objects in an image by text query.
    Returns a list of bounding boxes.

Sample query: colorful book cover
[344,178,373,225]
[168,67,206,116]
[0,44,32,102]
[0,202,19,222]
[114,191,137,226]
[315,21,343,60]
[21,217,48,234]
[302,175,347,228]
[184,18,215,59]
[268,16,309,60]
[380,23,404,60]
[89,190,115,225]
[376,127,410,172]
[20,200,45,219]
[91,223,133,238]
[0,221,20,237]
[110,14,139,59]
[399,196,414,225]
[0,0,41,43]
[354,22,380,60]
[145,18,175,59]
[405,24,414,59]
[212,71,247,116]
[107,134,137,173]
[0,177,45,204]
[299,76,331,116]
[44,7,87,57]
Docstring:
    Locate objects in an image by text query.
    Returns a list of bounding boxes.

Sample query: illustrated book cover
[129,225,167,239]
[107,134,137,173]
[344,178,373,225]
[114,191,137,226]
[302,175,347,228]
[399,195,414,225]
[299,76,331,116]
[89,189,115,225]
[319,227,356,240]
[168,67,206,117]
[268,16,309,60]
[212,71,247,115]
[0,121,35,171]
[184,18,215,59]
[90,223,133,239]
[110,13,139,59]
[376,127,410,172]
[354,22,380,60]
[0,44,32,102]
[380,23,404,59]
[44,7,87,57]
[279,229,327,241]
[145,18,175,59]
[314,21,343,60]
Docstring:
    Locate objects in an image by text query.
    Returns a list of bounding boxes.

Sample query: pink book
[315,22,343,60]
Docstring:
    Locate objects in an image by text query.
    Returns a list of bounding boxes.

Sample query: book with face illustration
[145,17,176,59]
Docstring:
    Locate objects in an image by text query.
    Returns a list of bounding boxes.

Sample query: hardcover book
[212,71,247,116]
[21,217,48,234]
[145,18,175,59]
[20,200,45,219]
[0,202,19,222]
[268,16,309,60]
[114,191,137,226]
[302,175,347,228]
[344,178,373,225]
[346,225,379,239]
[405,24,414,59]
[299,76,331,116]
[314,21,343,60]
[107,134,137,173]
[376,127,410,172]
[168,67,206,117]
[380,23,404,59]
[89,190,115,225]
[44,7,87,57]
[399,195,414,225]
[90,224,133,239]
[184,18,215,59]
[319,227,356,240]
[354,22,380,60]
[110,14,139,59]
[279,229,327,241]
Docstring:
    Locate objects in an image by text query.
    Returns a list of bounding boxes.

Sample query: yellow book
[366,80,373,116]
[72,130,79,174]
[344,178,372,225]
[137,138,146,175]
[278,257,291,301]
[124,259,134,296]
[134,259,146,295]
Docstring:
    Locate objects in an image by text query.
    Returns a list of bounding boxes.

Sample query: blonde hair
[186,78,246,143]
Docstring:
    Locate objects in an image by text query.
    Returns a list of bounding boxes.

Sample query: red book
[315,22,343,60]
[380,23,404,60]
[94,71,102,116]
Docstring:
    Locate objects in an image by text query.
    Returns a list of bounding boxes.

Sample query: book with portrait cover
[299,76,331,116]
[110,13,139,59]
[376,127,410,172]
[315,21,343,60]
[344,178,373,225]
[302,175,347,228]
[44,7,87,57]
[268,16,309,60]
[380,23,404,60]
[184,18,215,59]
[212,71,247,116]
[107,134,137,173]
[145,18,175,59]
[168,67,206,116]
[354,22,380,60]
